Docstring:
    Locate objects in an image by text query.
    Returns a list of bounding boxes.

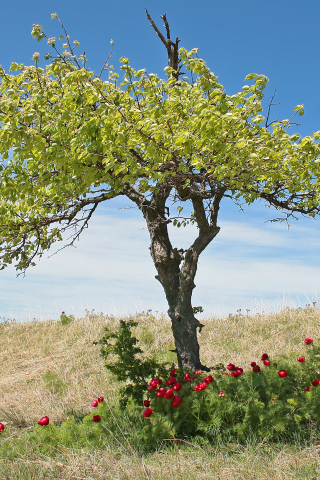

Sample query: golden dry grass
[0,306,320,479]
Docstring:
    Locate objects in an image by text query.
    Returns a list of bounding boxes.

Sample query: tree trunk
[122,182,222,371]
[167,288,207,371]
[156,242,219,372]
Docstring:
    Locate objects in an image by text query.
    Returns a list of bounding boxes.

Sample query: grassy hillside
[0,306,320,479]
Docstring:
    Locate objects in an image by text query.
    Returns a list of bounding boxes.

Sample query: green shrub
[96,319,171,407]
[60,312,75,325]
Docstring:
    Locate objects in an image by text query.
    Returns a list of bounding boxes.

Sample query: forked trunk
[152,237,220,371]
[122,183,223,372]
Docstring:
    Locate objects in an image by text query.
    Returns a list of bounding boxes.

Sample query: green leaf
[245,73,258,81]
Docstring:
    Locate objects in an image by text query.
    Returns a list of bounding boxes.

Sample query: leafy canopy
[1,16,320,273]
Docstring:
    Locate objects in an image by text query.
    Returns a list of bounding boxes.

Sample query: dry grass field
[0,306,320,479]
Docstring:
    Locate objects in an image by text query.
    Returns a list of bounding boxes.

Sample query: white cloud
[1,207,320,322]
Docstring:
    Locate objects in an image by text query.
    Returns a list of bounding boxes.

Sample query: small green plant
[97,319,171,407]
[60,311,75,325]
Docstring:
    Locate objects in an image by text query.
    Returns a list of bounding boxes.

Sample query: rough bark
[123,182,224,371]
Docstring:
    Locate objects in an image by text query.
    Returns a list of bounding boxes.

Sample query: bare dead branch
[145,10,181,79]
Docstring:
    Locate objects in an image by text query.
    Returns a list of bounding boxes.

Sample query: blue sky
[1,0,320,321]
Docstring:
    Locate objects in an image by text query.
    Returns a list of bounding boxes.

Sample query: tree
[1,11,320,371]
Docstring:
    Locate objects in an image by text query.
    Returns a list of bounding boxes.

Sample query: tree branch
[190,195,210,233]
[146,10,181,79]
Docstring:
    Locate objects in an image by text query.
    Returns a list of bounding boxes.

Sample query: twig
[252,437,267,453]
[100,423,130,455]
[98,43,114,79]
[265,89,279,128]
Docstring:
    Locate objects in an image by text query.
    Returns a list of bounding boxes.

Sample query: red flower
[0,423,5,431]
[91,400,98,407]
[148,378,162,389]
[171,395,183,407]
[297,356,305,363]
[230,367,243,377]
[92,415,101,422]
[155,387,166,397]
[194,382,207,391]
[261,353,269,361]
[98,396,104,402]
[62,311,65,314]
[166,377,176,386]
[311,379,320,386]
[164,389,174,399]
[173,382,182,391]
[226,363,235,371]
[278,370,287,378]
[306,386,311,391]
[143,408,153,417]
[183,374,192,382]
[253,365,261,372]
[144,400,150,407]
[170,369,176,377]
[38,416,49,426]
[251,362,257,367]
[203,375,214,383]
[304,337,313,345]
[263,360,271,366]
[194,370,203,375]
[218,390,225,397]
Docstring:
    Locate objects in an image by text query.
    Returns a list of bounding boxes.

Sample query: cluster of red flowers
[91,396,104,408]
[144,369,186,416]
[36,396,105,428]
[193,375,214,391]
[226,364,244,377]
[249,353,270,373]
[143,369,215,417]
[90,396,104,422]
[142,337,316,418]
